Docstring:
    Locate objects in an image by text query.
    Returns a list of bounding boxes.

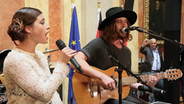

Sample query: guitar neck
[121,72,165,85]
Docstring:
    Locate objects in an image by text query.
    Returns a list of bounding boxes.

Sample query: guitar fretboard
[121,72,165,85]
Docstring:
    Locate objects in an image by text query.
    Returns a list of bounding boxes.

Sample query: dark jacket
[140,46,164,73]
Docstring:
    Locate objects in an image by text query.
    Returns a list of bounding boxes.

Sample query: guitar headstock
[165,69,182,81]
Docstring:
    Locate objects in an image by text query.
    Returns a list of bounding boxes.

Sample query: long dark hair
[99,19,132,45]
[7,7,42,46]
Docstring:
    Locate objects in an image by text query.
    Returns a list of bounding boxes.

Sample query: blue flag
[67,4,81,104]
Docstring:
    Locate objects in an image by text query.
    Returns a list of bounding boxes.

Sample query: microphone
[56,39,83,73]
[138,85,166,94]
[122,26,139,34]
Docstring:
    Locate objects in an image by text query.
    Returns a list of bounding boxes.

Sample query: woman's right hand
[58,47,76,64]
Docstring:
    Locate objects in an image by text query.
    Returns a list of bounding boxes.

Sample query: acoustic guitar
[72,66,182,104]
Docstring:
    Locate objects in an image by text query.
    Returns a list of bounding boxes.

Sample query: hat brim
[98,10,137,30]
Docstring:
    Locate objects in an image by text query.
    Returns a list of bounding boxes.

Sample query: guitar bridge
[88,78,94,98]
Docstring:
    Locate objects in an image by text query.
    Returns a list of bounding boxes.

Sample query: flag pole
[97,0,101,8]
[121,0,125,9]
[71,0,75,16]
[96,0,102,38]
[121,0,124,9]
[72,0,74,3]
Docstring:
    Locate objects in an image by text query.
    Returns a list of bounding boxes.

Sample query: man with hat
[72,7,160,104]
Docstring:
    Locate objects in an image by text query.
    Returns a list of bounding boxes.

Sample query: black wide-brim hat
[98,7,137,30]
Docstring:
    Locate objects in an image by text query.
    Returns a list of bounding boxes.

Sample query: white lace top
[3,48,69,104]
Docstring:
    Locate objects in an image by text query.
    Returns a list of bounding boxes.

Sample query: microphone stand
[109,55,153,104]
[135,28,184,47]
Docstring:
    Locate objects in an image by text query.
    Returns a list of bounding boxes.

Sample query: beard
[117,29,127,41]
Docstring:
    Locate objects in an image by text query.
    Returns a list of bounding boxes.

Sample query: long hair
[99,19,132,45]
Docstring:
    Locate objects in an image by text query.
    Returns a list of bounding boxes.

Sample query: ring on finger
[151,81,154,84]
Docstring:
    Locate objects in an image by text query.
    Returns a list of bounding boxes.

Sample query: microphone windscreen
[122,28,127,34]
[56,39,66,50]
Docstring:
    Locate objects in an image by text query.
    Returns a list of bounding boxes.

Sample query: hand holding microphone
[58,47,76,65]
[56,39,83,73]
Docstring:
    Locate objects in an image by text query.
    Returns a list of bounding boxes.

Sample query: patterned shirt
[3,48,69,104]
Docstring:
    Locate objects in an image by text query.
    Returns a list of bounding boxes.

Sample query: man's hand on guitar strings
[100,74,116,90]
